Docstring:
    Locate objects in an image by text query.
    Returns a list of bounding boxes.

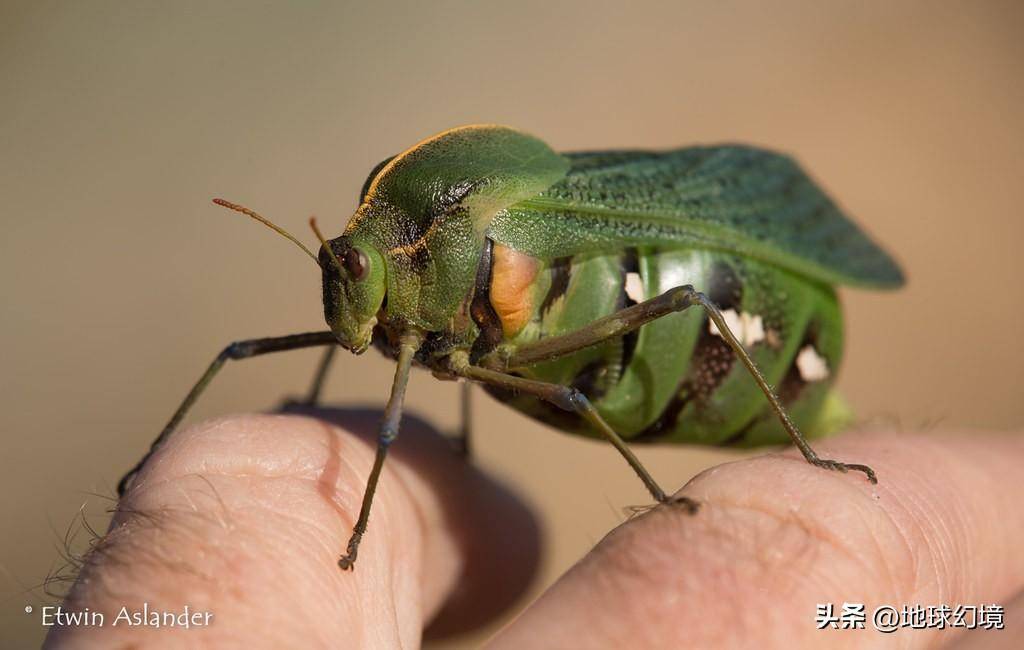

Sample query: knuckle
[668,285,695,307]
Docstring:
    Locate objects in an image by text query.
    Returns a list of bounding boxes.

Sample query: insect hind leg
[689,289,877,484]
[489,285,877,485]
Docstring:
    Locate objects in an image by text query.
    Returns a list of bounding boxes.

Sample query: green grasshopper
[117,125,904,570]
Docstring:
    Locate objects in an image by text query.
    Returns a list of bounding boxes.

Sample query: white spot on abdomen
[624,272,645,303]
[796,345,830,382]
[708,309,766,347]
[743,313,765,345]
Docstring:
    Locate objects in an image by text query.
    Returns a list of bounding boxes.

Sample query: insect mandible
[117,124,905,570]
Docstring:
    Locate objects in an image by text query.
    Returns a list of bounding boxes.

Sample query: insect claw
[666,495,700,514]
[810,458,878,485]
[623,503,656,520]
[624,495,700,520]
[849,463,878,484]
[338,539,360,571]
[338,523,367,571]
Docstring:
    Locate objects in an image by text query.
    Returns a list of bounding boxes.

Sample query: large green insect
[118,124,904,570]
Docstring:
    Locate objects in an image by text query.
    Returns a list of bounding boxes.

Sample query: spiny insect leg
[496,285,701,368]
[298,344,339,406]
[338,330,421,571]
[492,285,877,485]
[690,290,877,485]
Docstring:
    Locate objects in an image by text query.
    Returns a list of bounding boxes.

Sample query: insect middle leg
[486,285,877,484]
[297,344,338,406]
[449,353,696,510]
[452,381,473,458]
[116,331,338,497]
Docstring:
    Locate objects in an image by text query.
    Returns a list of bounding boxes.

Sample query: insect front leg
[337,330,421,571]
[490,285,877,485]
[449,353,697,511]
[117,331,338,497]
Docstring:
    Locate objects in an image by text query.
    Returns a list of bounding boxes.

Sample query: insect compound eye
[344,246,369,281]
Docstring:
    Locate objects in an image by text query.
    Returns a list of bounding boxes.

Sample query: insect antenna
[309,217,344,273]
[211,198,320,266]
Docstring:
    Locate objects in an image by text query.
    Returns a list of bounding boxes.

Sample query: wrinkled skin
[50,416,1024,649]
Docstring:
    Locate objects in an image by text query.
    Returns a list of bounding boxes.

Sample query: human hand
[46,410,1024,648]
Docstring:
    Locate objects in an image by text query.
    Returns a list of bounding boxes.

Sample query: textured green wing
[489,147,904,288]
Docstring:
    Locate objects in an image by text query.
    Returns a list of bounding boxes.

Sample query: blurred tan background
[2,1,1022,646]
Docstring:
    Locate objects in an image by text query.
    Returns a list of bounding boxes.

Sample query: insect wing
[491,146,904,288]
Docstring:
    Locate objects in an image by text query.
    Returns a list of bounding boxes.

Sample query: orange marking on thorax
[490,244,541,337]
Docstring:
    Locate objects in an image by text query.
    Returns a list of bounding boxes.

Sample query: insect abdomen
[486,243,845,447]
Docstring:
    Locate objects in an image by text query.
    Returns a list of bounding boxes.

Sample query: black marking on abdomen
[706,260,742,311]
[619,248,641,370]
[540,256,572,315]
[622,258,747,442]
[714,419,756,447]
[620,248,640,306]
[469,238,503,362]
[570,359,614,401]
[777,321,820,405]
[687,261,744,403]
[633,381,692,442]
